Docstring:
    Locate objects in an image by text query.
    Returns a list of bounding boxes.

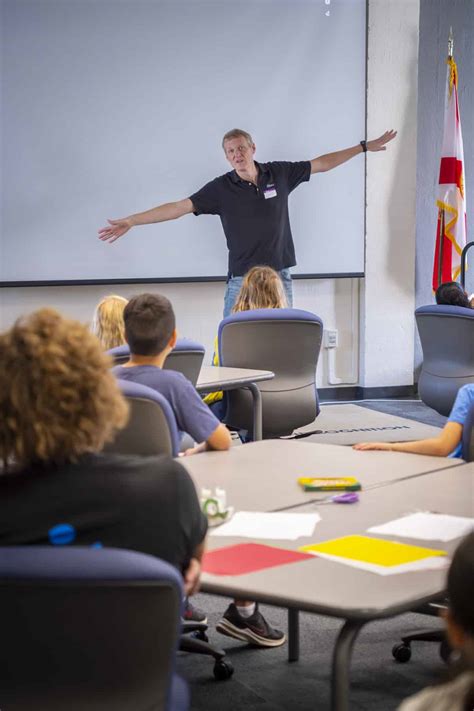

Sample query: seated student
[398,532,474,711]
[91,293,129,349]
[354,384,474,457]
[114,292,285,646]
[203,265,287,417]
[435,281,473,309]
[0,308,206,599]
[112,292,231,455]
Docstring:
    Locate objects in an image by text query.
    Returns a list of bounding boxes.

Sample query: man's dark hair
[448,531,474,637]
[435,281,470,308]
[123,293,175,356]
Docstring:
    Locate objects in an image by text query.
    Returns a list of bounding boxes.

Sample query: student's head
[232,266,288,313]
[0,308,128,471]
[123,293,176,356]
[445,532,474,652]
[435,282,470,309]
[91,294,129,350]
[222,129,256,172]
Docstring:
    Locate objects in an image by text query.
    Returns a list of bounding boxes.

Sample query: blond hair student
[91,294,128,350]
[204,265,287,409]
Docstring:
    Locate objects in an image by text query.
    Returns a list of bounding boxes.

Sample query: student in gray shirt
[112,292,231,454]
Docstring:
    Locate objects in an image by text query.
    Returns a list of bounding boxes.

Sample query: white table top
[196,365,274,392]
[181,439,464,513]
[199,464,474,619]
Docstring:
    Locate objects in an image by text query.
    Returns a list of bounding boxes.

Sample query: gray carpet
[292,403,443,445]
[179,399,448,711]
[177,596,444,711]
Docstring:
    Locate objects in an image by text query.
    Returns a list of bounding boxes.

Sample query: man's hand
[366,129,397,152]
[184,557,201,596]
[353,442,392,451]
[98,216,134,243]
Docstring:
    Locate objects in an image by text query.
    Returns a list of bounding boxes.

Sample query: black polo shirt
[190,160,311,277]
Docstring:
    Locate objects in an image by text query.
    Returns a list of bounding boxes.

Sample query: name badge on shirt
[264,183,277,199]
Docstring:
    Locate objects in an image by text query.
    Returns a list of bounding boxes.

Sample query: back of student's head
[91,294,128,350]
[435,282,470,309]
[232,266,287,313]
[0,308,128,470]
[448,531,474,638]
[124,293,176,356]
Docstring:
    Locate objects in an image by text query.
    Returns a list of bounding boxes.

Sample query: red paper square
[202,542,315,576]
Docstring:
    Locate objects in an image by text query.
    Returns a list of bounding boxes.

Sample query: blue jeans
[223,268,293,318]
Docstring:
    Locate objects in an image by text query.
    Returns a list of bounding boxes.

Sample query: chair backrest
[105,379,180,457]
[218,308,323,437]
[461,402,474,462]
[0,546,186,711]
[107,338,205,386]
[416,305,474,415]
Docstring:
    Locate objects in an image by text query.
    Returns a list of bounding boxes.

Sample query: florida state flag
[432,55,467,290]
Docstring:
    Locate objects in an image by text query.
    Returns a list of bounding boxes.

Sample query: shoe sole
[182,616,208,625]
[216,618,286,648]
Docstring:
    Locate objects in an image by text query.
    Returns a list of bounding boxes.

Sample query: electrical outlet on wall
[323,329,338,349]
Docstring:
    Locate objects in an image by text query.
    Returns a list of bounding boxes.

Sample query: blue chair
[0,546,189,711]
[107,338,205,386]
[218,308,323,438]
[416,304,474,415]
[105,380,180,457]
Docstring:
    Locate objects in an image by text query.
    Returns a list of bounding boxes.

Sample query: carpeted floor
[178,399,449,711]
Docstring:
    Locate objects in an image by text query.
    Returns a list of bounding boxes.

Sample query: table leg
[288,608,299,662]
[330,619,365,711]
[247,382,262,441]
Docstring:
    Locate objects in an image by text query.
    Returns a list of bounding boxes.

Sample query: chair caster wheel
[392,643,411,663]
[213,660,234,680]
[192,630,209,643]
[440,639,451,663]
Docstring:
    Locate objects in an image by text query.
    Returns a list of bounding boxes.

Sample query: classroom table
[185,454,472,711]
[196,365,274,441]
[181,439,464,514]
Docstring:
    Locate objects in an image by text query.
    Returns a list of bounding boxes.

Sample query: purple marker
[332,492,359,504]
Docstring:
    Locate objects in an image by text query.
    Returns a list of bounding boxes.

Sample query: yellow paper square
[299,535,447,567]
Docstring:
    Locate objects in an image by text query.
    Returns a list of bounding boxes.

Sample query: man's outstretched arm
[310,129,397,174]
[98,197,194,243]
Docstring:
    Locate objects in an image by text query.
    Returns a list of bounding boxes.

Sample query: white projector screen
[1,0,366,284]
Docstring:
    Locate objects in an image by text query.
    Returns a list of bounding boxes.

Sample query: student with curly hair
[0,308,207,595]
[90,293,129,349]
[398,532,474,711]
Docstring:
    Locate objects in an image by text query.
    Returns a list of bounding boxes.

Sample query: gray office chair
[107,338,205,386]
[104,380,180,457]
[0,546,189,711]
[218,308,323,438]
[416,304,474,416]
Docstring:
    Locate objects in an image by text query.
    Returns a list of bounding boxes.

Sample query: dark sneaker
[182,598,208,624]
[216,603,286,647]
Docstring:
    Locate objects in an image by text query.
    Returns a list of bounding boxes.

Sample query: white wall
[0,0,421,391]
[360,0,420,388]
[0,279,357,388]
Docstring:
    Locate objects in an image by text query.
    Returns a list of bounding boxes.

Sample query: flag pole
[437,208,445,288]
[436,29,453,289]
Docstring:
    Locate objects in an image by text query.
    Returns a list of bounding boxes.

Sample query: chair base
[392,629,451,664]
[180,625,234,681]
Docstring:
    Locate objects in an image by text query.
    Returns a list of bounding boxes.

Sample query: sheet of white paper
[210,511,321,540]
[367,512,474,542]
[307,551,450,576]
